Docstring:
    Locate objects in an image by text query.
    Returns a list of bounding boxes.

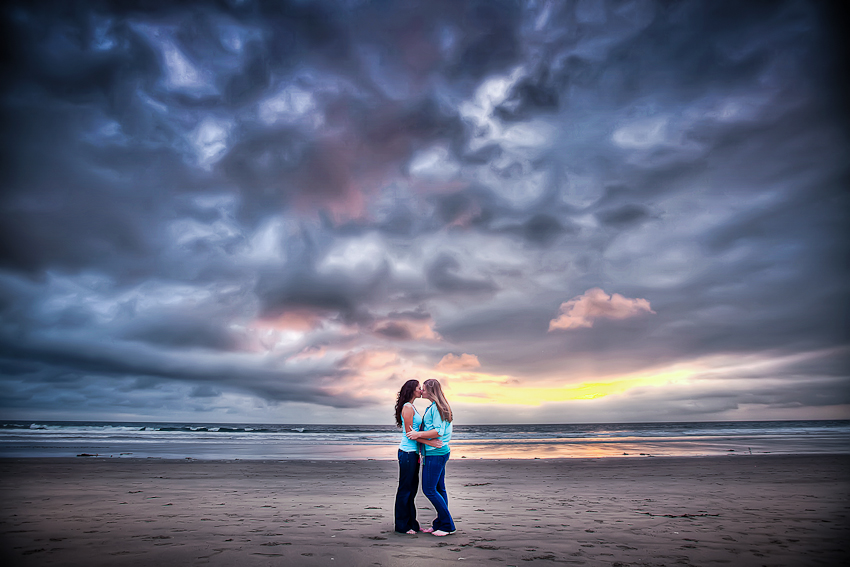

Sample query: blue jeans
[422,452,455,532]
[394,450,421,533]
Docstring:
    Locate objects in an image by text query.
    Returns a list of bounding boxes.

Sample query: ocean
[1,420,848,460]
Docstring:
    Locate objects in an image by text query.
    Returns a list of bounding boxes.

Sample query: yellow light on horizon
[444,369,693,405]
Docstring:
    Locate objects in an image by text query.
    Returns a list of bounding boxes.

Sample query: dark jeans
[422,452,455,532]
[394,450,421,533]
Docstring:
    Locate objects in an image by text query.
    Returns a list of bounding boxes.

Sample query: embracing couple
[393,378,455,537]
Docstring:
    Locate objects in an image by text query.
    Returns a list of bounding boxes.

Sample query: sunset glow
[449,371,692,405]
[1,0,847,424]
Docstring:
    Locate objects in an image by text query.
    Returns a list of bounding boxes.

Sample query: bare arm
[418,436,442,448]
[407,429,439,440]
[403,406,442,447]
[408,406,446,443]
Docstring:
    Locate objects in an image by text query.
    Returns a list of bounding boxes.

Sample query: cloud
[549,288,655,331]
[337,349,399,372]
[0,0,846,423]
[426,253,497,294]
[372,317,441,341]
[436,353,481,372]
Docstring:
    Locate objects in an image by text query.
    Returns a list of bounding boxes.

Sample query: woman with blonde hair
[393,379,442,534]
[406,378,455,536]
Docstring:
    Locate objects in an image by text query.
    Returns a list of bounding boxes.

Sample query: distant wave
[2,419,849,460]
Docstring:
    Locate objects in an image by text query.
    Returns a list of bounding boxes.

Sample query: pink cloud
[338,349,399,371]
[372,315,441,341]
[290,345,328,361]
[548,288,655,331]
[292,98,456,223]
[436,353,481,371]
[256,309,324,331]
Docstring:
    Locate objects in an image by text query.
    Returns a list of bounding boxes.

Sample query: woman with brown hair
[393,379,442,534]
[406,378,455,536]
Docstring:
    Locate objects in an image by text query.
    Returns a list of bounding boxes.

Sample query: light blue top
[398,402,422,452]
[423,403,452,456]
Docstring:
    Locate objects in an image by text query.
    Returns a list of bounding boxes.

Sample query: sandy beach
[1,455,847,566]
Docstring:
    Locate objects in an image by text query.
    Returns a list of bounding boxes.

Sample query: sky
[0,0,847,425]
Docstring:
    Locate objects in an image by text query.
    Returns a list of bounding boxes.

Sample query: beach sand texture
[1,455,847,566]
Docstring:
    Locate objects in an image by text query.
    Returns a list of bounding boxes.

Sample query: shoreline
[2,452,848,463]
[4,419,848,461]
[2,450,850,462]
[2,454,848,566]
[3,442,848,461]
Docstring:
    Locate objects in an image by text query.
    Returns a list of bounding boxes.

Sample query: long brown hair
[423,379,452,423]
[394,379,420,428]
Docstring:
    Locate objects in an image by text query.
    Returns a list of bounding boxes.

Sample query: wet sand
[1,455,847,566]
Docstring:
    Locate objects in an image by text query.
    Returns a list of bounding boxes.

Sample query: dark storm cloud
[522,213,566,242]
[596,204,650,227]
[0,0,847,421]
[426,253,498,294]
[372,322,414,340]
[256,258,389,321]
[118,311,240,351]
[0,334,363,408]
[434,192,475,225]
[495,69,562,122]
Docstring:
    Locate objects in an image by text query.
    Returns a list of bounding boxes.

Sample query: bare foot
[405,529,416,535]
[432,530,451,536]
[421,527,434,533]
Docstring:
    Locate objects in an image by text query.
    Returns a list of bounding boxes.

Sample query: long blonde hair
[423,379,452,423]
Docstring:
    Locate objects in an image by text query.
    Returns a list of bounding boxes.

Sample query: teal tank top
[398,402,422,452]
[423,403,452,456]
